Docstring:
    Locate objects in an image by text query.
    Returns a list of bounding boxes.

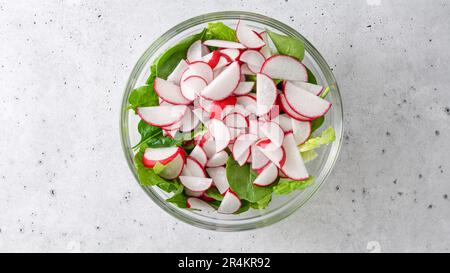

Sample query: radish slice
[159,153,185,179]
[206,150,229,167]
[209,119,231,152]
[220,48,241,60]
[206,167,230,194]
[278,93,313,121]
[161,117,183,130]
[221,104,251,118]
[201,137,216,158]
[187,40,203,62]
[218,190,241,214]
[181,157,207,177]
[233,81,254,96]
[167,59,189,84]
[179,108,200,132]
[236,146,251,166]
[208,96,237,119]
[201,62,241,101]
[292,120,311,145]
[202,50,221,68]
[214,55,232,70]
[224,113,248,129]
[259,32,272,58]
[190,145,208,167]
[180,76,207,101]
[258,121,284,147]
[278,114,294,132]
[203,40,246,49]
[284,81,331,119]
[261,55,308,81]
[181,61,214,83]
[179,176,212,192]
[253,163,278,186]
[232,134,258,160]
[256,73,277,116]
[185,188,203,197]
[241,63,255,75]
[153,78,191,105]
[137,105,187,127]
[187,197,215,212]
[236,22,266,49]
[192,107,210,126]
[289,81,324,96]
[248,117,259,136]
[229,127,245,143]
[236,95,257,114]
[280,133,309,180]
[213,66,225,78]
[239,50,265,73]
[142,147,181,168]
[256,139,286,168]
[163,128,178,138]
[251,144,270,170]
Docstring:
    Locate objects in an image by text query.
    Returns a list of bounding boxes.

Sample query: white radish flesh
[206,150,229,167]
[239,50,265,73]
[201,62,241,101]
[256,73,277,116]
[284,81,331,119]
[236,22,266,49]
[137,105,187,127]
[180,76,207,101]
[179,176,212,192]
[218,191,241,214]
[280,133,309,180]
[292,120,312,145]
[233,81,254,96]
[260,55,308,81]
[167,59,189,84]
[189,145,208,167]
[187,197,215,212]
[206,167,230,194]
[253,163,278,186]
[154,78,191,105]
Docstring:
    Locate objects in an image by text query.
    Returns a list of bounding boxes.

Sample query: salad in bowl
[123,13,341,228]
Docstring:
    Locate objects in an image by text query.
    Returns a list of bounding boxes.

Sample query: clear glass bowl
[120,11,343,231]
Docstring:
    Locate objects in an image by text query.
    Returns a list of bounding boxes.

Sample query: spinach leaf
[204,187,224,201]
[204,22,237,42]
[249,194,272,210]
[310,116,324,133]
[307,67,317,84]
[154,29,206,79]
[133,120,184,151]
[166,186,187,208]
[226,157,274,203]
[273,176,315,195]
[235,200,251,214]
[267,30,305,61]
[128,85,159,111]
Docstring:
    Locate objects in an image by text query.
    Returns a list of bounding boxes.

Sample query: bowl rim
[120,11,343,231]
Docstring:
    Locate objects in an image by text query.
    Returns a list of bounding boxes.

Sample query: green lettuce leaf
[267,30,305,60]
[166,186,187,208]
[226,157,275,203]
[320,86,331,99]
[128,85,159,111]
[204,22,237,42]
[300,127,336,152]
[273,176,315,195]
[204,187,224,201]
[249,194,272,210]
[301,149,318,163]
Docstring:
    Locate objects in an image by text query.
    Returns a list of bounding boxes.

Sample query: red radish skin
[202,50,221,68]
[142,147,182,168]
[137,105,187,127]
[153,78,191,105]
[209,96,238,119]
[258,120,285,147]
[181,156,207,178]
[283,81,331,119]
[201,194,216,203]
[260,55,308,82]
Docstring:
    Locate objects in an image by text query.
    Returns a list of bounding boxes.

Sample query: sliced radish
[179,108,200,132]
[233,81,254,96]
[229,127,244,143]
[214,55,232,70]
[240,63,255,75]
[239,50,265,73]
[187,197,215,212]
[167,59,189,84]
[192,107,210,126]
[256,138,286,168]
[142,147,181,168]
[221,104,251,118]
[153,78,191,105]
[137,105,187,127]
[292,120,311,145]
[187,40,204,63]
[224,113,248,129]
[180,76,207,101]
[181,61,214,83]
[185,188,203,197]
[248,117,259,136]
[181,157,207,177]
[278,114,294,132]
[232,133,258,160]
[158,153,185,179]
[280,132,309,180]
[278,93,313,121]
[251,144,270,170]
[190,145,208,167]
[284,81,331,119]
[256,73,277,116]
[201,137,216,158]
[258,121,284,147]
[213,66,225,78]
[201,62,240,101]
[206,167,229,194]
[202,50,221,68]
[236,94,257,114]
[179,176,212,192]
[208,96,237,119]
[220,48,241,60]
[259,32,272,58]
[163,128,178,138]
[209,119,231,152]
[218,190,241,214]
[206,150,229,167]
[289,81,324,96]
[236,21,266,49]
[261,55,308,81]
[253,163,278,186]
[236,146,251,166]
[203,40,246,49]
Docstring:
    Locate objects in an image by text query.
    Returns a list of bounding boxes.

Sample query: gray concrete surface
[0,0,449,252]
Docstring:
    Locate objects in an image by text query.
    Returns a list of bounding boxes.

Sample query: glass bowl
[120,11,343,231]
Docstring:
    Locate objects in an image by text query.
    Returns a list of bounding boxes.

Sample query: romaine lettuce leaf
[300,127,336,152]
[273,176,315,195]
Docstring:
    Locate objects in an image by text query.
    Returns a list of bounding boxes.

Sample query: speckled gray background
[0,0,449,253]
